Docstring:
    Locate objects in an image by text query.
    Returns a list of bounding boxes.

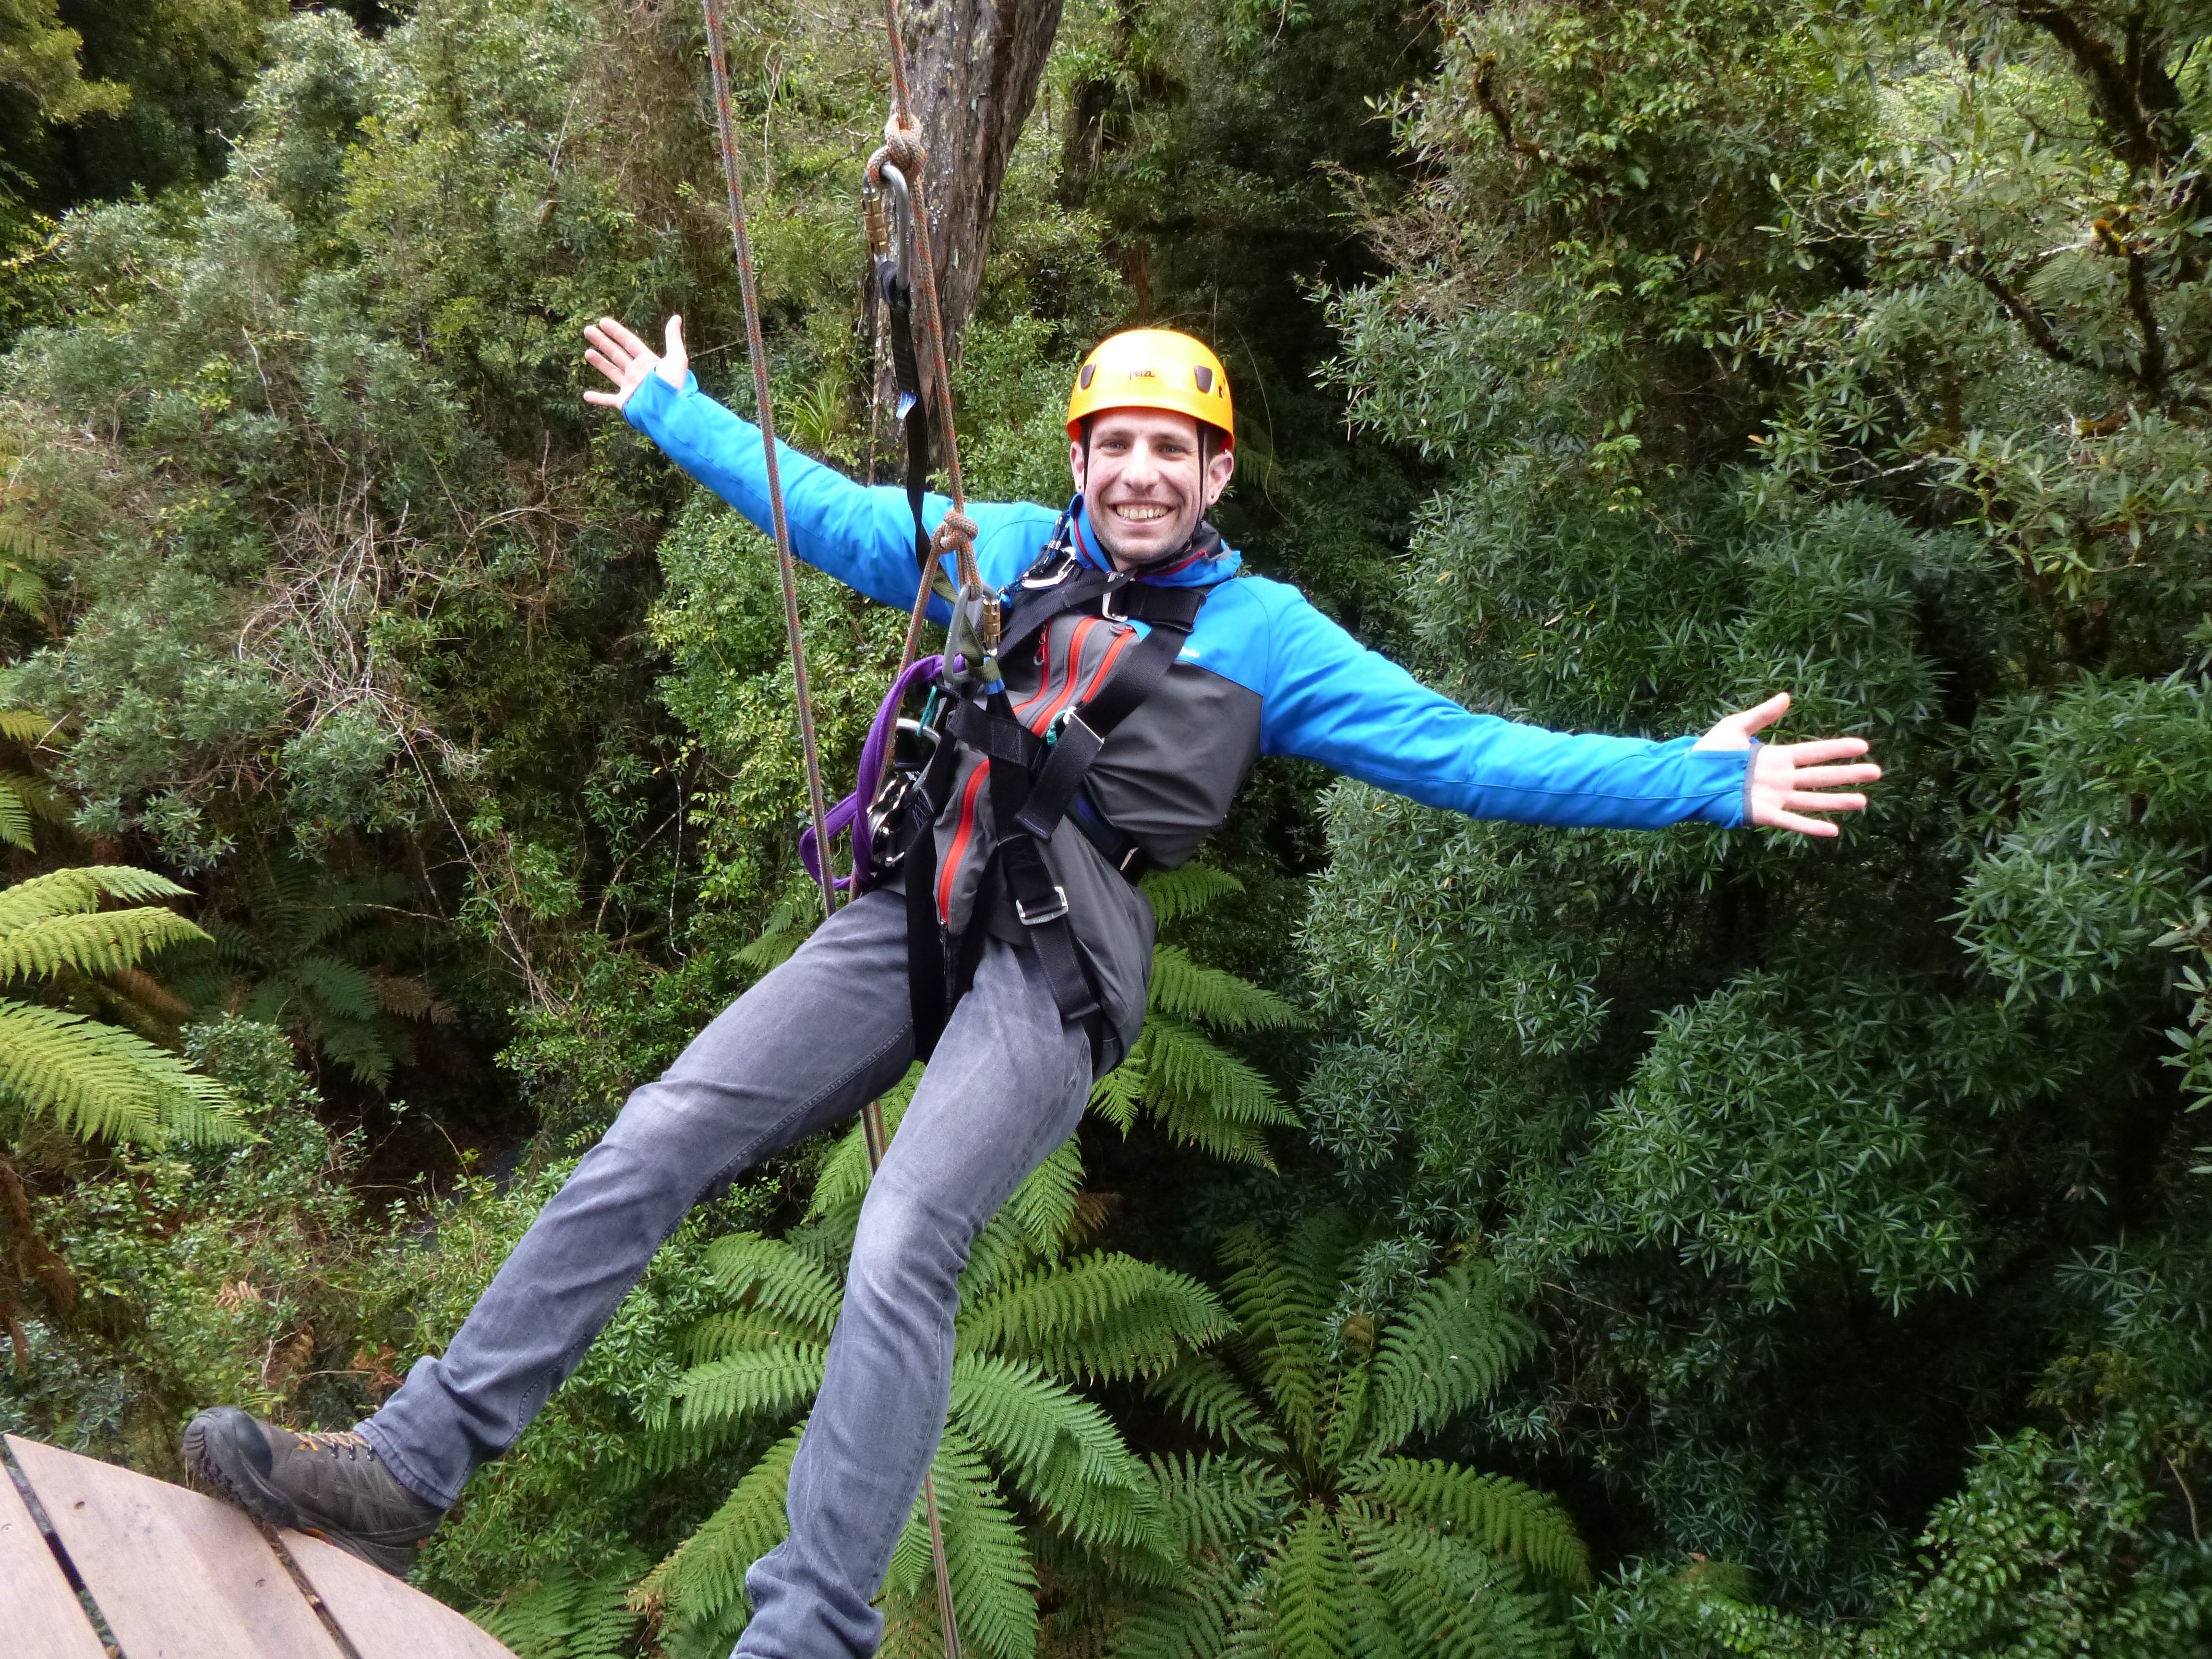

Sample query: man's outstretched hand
[1695,692,1880,838]
[584,315,688,410]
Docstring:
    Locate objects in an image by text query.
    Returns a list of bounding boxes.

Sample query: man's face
[1070,408,1236,569]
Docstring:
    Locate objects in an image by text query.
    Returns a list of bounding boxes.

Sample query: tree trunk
[897,0,1065,348]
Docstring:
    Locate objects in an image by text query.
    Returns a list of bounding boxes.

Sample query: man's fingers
[1733,691,1792,736]
[1781,791,1866,813]
[1770,809,1841,837]
[583,389,624,408]
[584,348,628,386]
[597,315,653,356]
[664,313,686,358]
[1787,762,1881,788]
[1777,736,1871,766]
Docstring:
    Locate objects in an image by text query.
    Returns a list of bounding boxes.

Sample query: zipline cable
[699,0,839,921]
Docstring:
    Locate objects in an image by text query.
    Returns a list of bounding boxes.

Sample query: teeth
[1116,505,1168,521]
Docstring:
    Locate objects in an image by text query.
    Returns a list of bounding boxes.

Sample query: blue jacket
[627,371,1749,1057]
[626,372,1751,826]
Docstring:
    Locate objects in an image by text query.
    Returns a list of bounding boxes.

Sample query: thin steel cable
[700,0,839,919]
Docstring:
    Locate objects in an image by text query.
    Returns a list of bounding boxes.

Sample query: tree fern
[1091,868,1304,1168]
[0,866,240,1145]
[1111,1214,1587,1659]
[1364,1263,1535,1453]
[647,1127,1235,1659]
[637,1422,806,1645]
[476,1564,645,1659]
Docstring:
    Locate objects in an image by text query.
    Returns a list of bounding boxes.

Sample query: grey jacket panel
[927,601,1256,1058]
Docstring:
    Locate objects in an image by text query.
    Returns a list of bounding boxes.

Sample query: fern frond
[289,953,382,1022]
[645,1423,804,1643]
[0,711,51,745]
[951,1350,1122,1490]
[1147,1452,1296,1555]
[962,1251,1230,1384]
[0,867,192,935]
[805,1065,920,1226]
[0,997,243,1143]
[1001,1132,1083,1256]
[1137,864,1243,926]
[1220,1217,1355,1455]
[1253,1501,1357,1659]
[928,1426,1041,1659]
[311,1015,396,1085]
[684,1308,821,1362]
[1148,1095,1279,1168]
[1365,1261,1534,1454]
[1090,1048,1146,1132]
[1142,1353,1282,1451]
[478,1565,645,1659]
[0,907,209,984]
[672,1343,827,1431]
[702,1232,843,1340]
[1342,1509,1569,1659]
[1349,1456,1590,1587]
[0,784,29,851]
[1148,946,1302,1031]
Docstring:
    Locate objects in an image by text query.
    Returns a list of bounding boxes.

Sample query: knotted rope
[696,0,974,1647]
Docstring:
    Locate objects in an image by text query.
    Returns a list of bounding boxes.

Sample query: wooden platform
[1,1433,517,1659]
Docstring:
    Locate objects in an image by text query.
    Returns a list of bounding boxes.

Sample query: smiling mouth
[1112,504,1172,524]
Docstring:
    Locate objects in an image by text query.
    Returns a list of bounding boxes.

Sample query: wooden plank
[0,1455,108,1659]
[282,1527,518,1659]
[7,1433,346,1659]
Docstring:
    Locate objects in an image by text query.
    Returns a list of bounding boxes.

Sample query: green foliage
[1088,866,1302,1167]
[636,1102,1232,1659]
[1303,0,2212,1633]
[1111,1212,1585,1659]
[0,866,239,1143]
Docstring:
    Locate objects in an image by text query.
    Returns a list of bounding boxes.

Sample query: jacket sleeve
[1257,586,1753,830]
[623,371,1051,614]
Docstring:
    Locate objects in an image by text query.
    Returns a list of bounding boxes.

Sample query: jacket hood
[1072,498,1242,587]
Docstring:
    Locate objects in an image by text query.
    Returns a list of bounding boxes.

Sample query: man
[184,322,1878,1657]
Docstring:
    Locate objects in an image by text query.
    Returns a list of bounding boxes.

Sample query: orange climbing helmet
[1066,328,1234,449]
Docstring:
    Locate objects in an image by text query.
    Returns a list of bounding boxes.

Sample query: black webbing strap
[985,693,1104,1046]
[901,725,962,1057]
[874,255,932,572]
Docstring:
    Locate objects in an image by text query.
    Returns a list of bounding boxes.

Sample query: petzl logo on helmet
[1066,328,1236,450]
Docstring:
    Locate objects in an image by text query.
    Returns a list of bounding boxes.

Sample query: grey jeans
[356,890,1094,1658]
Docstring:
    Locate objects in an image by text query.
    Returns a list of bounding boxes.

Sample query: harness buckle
[1101,582,1140,624]
[1043,708,1097,750]
[1015,885,1070,926]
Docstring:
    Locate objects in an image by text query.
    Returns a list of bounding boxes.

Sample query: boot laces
[295,1428,373,1461]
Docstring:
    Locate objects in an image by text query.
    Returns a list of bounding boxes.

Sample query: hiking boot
[182,1406,445,1576]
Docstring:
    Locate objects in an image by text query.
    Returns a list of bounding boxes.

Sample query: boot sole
[182,1407,416,1578]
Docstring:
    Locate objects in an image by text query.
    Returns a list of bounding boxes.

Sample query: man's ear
[1069,435,1087,493]
[1204,444,1236,508]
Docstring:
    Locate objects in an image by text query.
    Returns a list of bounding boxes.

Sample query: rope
[700,0,840,919]
[697,3,971,1647]
[868,0,992,676]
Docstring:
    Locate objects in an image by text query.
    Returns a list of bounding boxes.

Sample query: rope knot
[882,116,926,174]
[932,508,979,557]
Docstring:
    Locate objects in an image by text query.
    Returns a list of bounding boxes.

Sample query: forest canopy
[0,0,2208,1655]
